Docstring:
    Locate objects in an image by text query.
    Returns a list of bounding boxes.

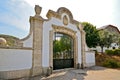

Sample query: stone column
[81,30,86,69]
[30,5,43,76]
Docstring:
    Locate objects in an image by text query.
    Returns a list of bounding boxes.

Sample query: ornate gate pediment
[52,24,77,38]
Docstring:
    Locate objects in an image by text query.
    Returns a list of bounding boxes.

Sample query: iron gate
[53,32,74,70]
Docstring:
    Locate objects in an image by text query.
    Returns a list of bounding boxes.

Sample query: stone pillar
[74,36,78,69]
[30,5,43,76]
[81,30,86,69]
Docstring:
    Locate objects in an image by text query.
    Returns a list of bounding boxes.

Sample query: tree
[53,33,73,58]
[112,33,120,48]
[118,37,120,48]
[82,22,100,48]
[98,30,113,53]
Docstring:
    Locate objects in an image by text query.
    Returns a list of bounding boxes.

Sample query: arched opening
[53,32,74,70]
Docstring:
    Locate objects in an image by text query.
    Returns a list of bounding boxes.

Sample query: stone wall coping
[0,47,33,50]
[85,51,95,53]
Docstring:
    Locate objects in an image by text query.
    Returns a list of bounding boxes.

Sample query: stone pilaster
[74,36,78,68]
[81,30,86,68]
[30,5,43,76]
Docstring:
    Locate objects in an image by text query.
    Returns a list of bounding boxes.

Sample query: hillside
[0,34,20,47]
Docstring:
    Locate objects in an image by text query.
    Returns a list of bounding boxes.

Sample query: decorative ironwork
[53,32,74,70]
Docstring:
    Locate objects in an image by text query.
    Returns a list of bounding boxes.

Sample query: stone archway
[29,5,88,76]
[49,25,78,70]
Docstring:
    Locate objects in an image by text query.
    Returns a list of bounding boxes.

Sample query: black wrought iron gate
[53,32,74,70]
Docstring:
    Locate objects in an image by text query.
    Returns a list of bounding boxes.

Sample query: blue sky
[0,0,34,38]
[0,0,120,39]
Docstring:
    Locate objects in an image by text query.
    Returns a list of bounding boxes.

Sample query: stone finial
[79,23,83,30]
[35,5,42,16]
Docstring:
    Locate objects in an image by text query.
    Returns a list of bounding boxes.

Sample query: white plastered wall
[42,18,61,67]
[22,33,33,48]
[85,51,95,67]
[42,15,82,67]
[0,49,32,71]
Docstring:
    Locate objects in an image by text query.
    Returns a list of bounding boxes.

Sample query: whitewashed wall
[42,16,82,67]
[91,43,119,53]
[22,33,33,48]
[42,18,63,67]
[85,51,95,67]
[0,48,32,71]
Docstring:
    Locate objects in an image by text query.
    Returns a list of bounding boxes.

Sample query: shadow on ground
[41,70,86,80]
[85,66,106,71]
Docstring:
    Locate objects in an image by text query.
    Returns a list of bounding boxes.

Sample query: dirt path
[40,66,120,80]
[84,66,120,80]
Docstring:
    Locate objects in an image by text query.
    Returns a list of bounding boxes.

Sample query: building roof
[98,24,120,34]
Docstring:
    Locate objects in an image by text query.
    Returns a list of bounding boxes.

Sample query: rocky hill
[0,34,20,47]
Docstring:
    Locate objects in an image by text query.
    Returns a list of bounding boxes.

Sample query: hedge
[105,49,120,56]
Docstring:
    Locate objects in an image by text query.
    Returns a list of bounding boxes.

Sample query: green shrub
[105,50,114,55]
[114,49,120,55]
[102,59,120,68]
[105,49,120,55]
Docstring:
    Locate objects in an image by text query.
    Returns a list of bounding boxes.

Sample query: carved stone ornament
[35,5,42,16]
[63,15,68,25]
